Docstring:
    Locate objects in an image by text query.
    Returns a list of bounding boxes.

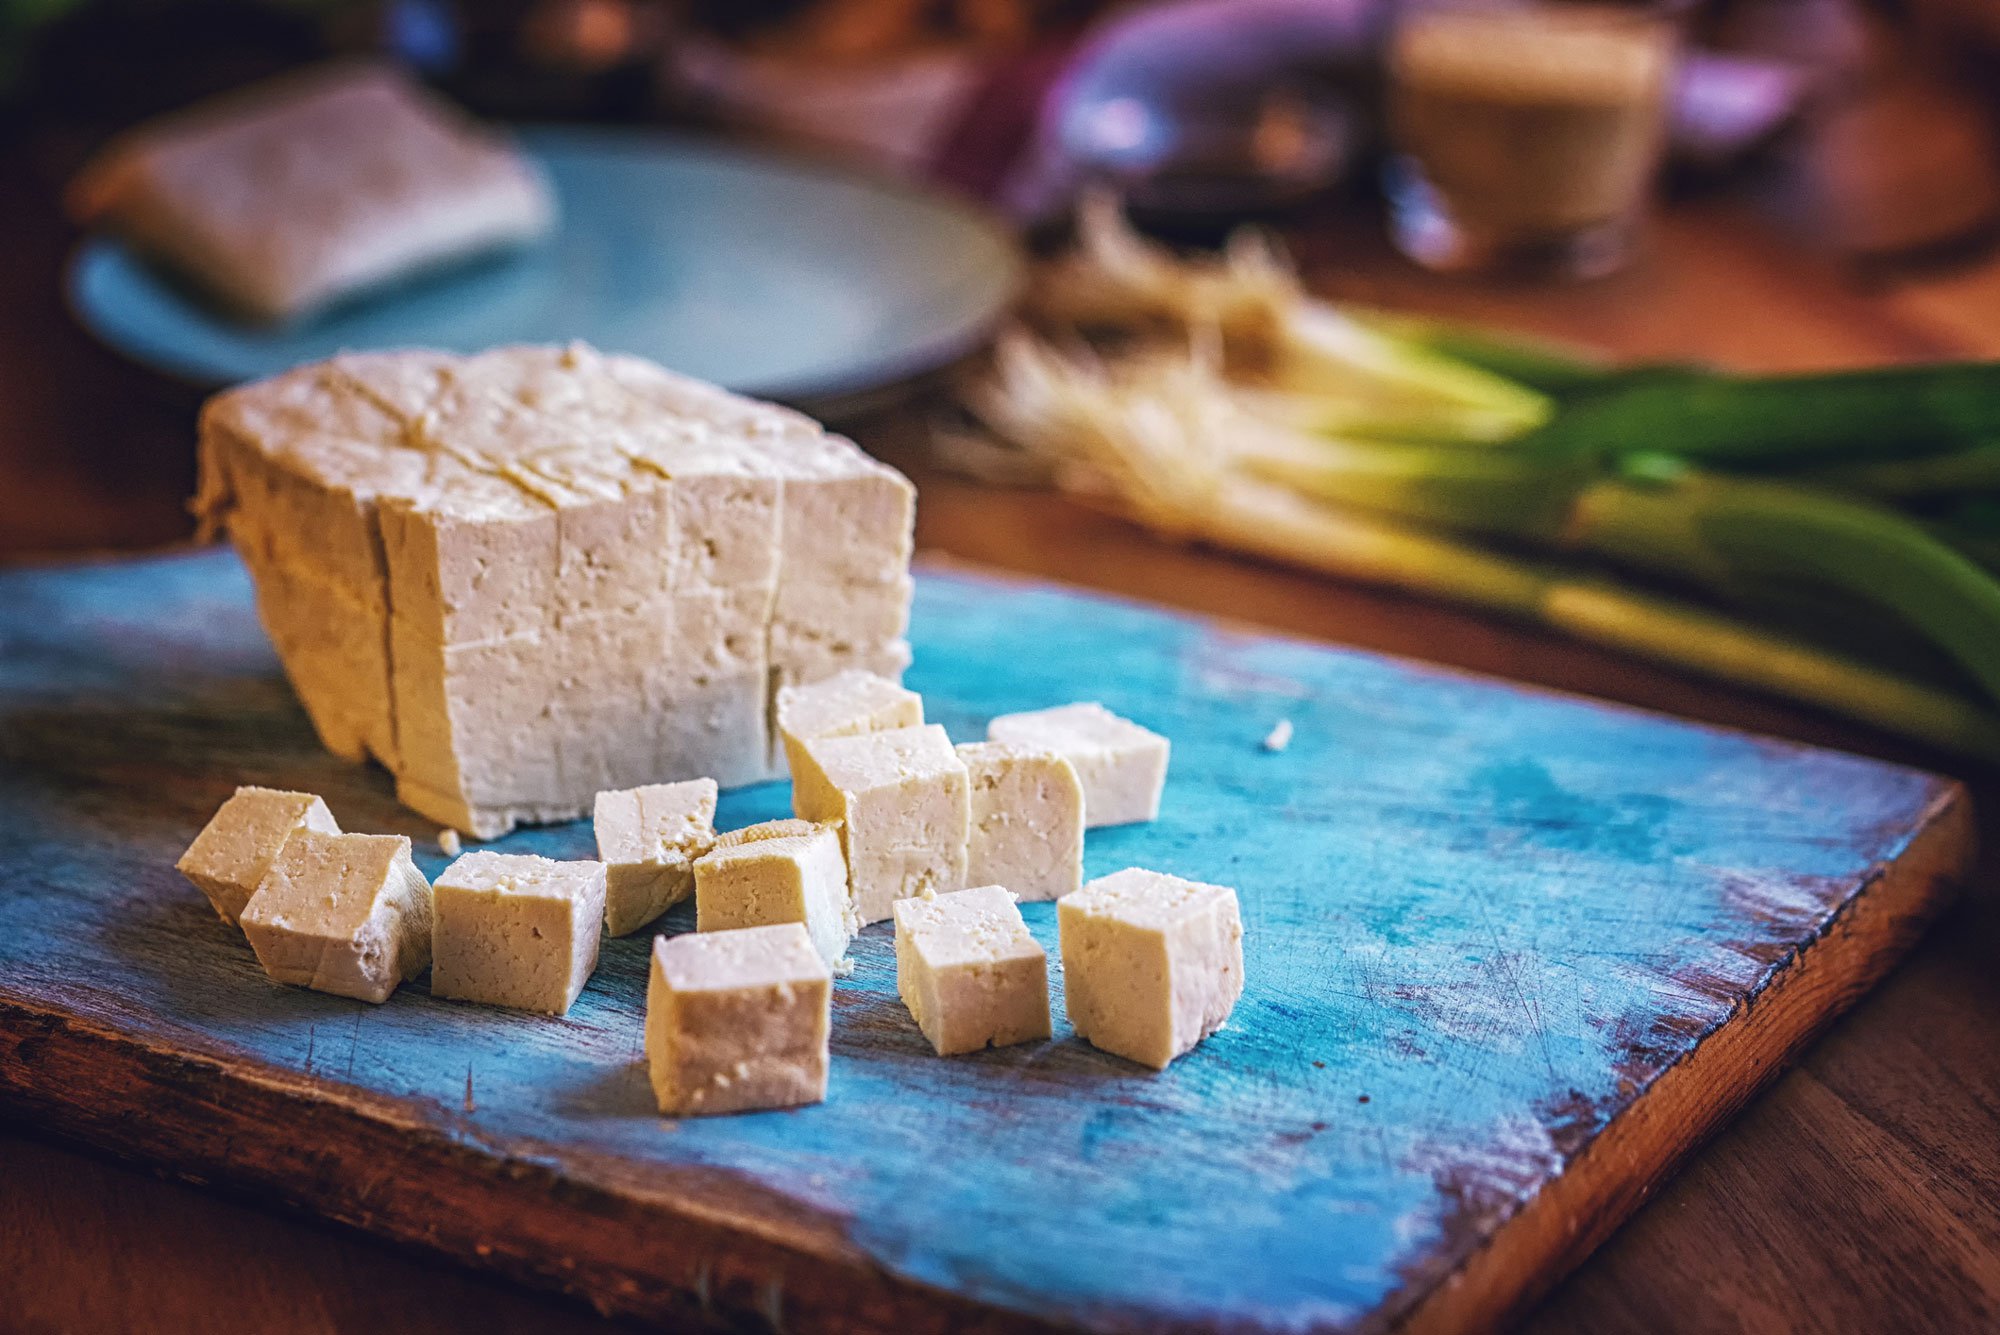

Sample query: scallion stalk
[1195,479,2000,761]
[1810,442,2000,498]
[1523,363,2000,466]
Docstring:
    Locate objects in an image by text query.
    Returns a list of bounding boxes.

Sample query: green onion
[1810,442,2000,498]
[1191,477,2000,762]
[1569,472,2000,702]
[1267,304,1555,442]
[1522,363,2000,466]
[1350,310,1624,393]
[960,198,2000,761]
[1245,426,2000,705]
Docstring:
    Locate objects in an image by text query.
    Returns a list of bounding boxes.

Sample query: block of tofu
[176,786,340,924]
[593,779,718,937]
[775,669,923,779]
[893,885,1051,1056]
[711,817,835,850]
[68,62,555,322]
[645,923,831,1117]
[694,826,855,968]
[609,357,916,723]
[431,851,607,1015]
[987,703,1170,828]
[791,724,970,926]
[237,830,432,1004]
[1058,868,1244,1069]
[955,743,1085,902]
[194,343,917,838]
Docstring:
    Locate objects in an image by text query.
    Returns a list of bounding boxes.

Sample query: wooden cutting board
[0,550,1970,1334]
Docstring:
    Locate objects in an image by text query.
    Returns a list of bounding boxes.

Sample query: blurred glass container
[1044,0,1376,223]
[1385,2,1678,279]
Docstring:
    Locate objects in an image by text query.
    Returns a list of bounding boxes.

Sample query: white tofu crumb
[1262,719,1294,753]
[439,828,463,856]
[833,955,856,978]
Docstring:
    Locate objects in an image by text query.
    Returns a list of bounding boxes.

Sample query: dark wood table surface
[3,132,1997,1332]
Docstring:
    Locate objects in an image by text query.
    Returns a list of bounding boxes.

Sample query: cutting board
[0,549,1970,1334]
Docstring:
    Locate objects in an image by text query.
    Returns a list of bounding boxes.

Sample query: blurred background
[7,6,2000,1332]
[3,0,2000,683]
[7,0,2000,239]
[11,0,2000,453]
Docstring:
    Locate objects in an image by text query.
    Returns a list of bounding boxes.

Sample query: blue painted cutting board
[0,549,1970,1334]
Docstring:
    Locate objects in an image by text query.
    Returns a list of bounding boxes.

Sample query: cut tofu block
[775,669,923,778]
[955,742,1085,902]
[791,724,970,926]
[694,827,855,968]
[431,851,607,1015]
[195,344,917,838]
[645,923,831,1117]
[893,885,1051,1056]
[711,817,835,850]
[1058,868,1244,1069]
[594,779,718,937]
[176,786,340,924]
[239,554,398,765]
[68,62,555,322]
[987,703,1170,828]
[238,830,432,1004]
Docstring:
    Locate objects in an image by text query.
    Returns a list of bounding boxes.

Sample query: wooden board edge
[0,1002,1053,1335]
[1394,779,1977,1335]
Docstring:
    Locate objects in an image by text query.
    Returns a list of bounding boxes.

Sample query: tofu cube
[593,779,719,937]
[177,786,340,924]
[988,703,1169,828]
[431,851,607,1015]
[956,743,1085,902]
[893,886,1051,1056]
[775,668,922,778]
[694,826,855,968]
[1058,868,1244,1069]
[237,830,432,1004]
[791,724,970,926]
[646,923,831,1116]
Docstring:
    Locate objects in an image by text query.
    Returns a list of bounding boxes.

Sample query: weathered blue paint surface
[0,550,1956,1331]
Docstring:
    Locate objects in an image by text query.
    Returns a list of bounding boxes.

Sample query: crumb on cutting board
[1262,719,1294,752]
[439,828,462,857]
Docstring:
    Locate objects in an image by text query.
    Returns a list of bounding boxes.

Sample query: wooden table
[3,134,1997,1331]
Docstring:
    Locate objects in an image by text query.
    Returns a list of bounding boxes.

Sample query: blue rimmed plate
[68,126,1024,402]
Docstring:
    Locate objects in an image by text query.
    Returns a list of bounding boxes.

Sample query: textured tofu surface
[431,850,607,1015]
[70,62,554,322]
[1058,868,1244,1069]
[956,742,1085,902]
[893,885,1050,1056]
[710,817,831,850]
[594,779,718,937]
[775,669,923,778]
[646,924,831,1117]
[988,703,1170,828]
[694,827,855,967]
[792,723,970,926]
[176,785,340,924]
[195,343,916,837]
[237,829,432,1004]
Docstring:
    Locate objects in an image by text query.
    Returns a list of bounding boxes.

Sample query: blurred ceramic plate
[67,126,1023,402]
